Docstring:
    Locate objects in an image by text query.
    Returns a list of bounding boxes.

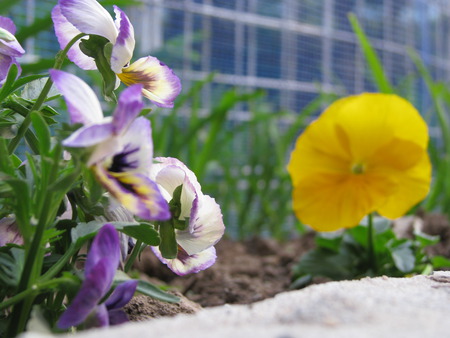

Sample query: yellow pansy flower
[287,93,432,231]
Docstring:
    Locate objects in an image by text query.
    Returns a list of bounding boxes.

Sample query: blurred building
[127,0,450,117]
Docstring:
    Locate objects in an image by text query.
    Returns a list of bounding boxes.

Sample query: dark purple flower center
[109,146,139,173]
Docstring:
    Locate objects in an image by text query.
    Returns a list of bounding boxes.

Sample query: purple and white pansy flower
[149,157,225,276]
[0,217,23,247]
[57,224,138,329]
[0,16,25,84]
[49,69,170,221]
[51,0,181,107]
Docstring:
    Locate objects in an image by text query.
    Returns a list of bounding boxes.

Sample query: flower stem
[0,277,75,312]
[7,33,86,154]
[367,213,378,274]
[124,240,143,273]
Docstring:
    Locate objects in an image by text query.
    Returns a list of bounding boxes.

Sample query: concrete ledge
[21,271,450,338]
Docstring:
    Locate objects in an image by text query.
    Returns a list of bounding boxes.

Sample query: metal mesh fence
[128,0,450,120]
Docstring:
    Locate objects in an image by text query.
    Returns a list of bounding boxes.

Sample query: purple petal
[110,6,135,74]
[118,56,181,107]
[152,246,217,276]
[0,54,13,84]
[109,117,153,173]
[177,195,225,255]
[0,217,23,247]
[59,0,118,43]
[93,165,171,221]
[57,259,113,329]
[0,16,16,34]
[108,309,130,326]
[85,304,109,328]
[50,69,103,124]
[85,224,120,277]
[62,121,114,148]
[112,84,143,134]
[0,31,24,57]
[51,5,96,70]
[105,280,138,310]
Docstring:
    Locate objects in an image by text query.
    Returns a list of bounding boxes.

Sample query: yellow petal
[320,93,429,160]
[292,172,396,231]
[287,117,351,186]
[117,56,181,108]
[377,153,432,218]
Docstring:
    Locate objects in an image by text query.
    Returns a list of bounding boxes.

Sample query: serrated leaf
[120,224,160,246]
[22,77,59,101]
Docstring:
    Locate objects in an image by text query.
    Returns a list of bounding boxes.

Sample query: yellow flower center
[351,163,365,175]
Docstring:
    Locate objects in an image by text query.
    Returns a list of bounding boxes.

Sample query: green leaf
[0,63,18,102]
[0,247,24,287]
[136,280,180,303]
[414,231,440,248]
[113,270,180,303]
[431,256,450,269]
[315,232,342,252]
[292,245,362,282]
[9,74,47,94]
[389,241,415,273]
[348,13,393,94]
[0,138,15,176]
[71,220,139,243]
[22,77,59,101]
[30,112,50,156]
[120,223,160,246]
[159,222,178,259]
[79,35,117,102]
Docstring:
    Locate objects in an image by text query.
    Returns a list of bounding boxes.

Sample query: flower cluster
[0,0,224,334]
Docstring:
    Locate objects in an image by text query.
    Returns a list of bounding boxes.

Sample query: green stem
[39,241,82,283]
[0,277,74,312]
[367,213,377,274]
[8,33,86,154]
[6,192,53,336]
[124,240,143,273]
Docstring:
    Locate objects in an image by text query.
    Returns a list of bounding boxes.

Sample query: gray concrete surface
[21,271,450,338]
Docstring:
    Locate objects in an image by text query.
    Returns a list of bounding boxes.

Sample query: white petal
[153,164,197,219]
[59,0,118,43]
[51,5,96,70]
[177,195,225,255]
[110,6,135,73]
[49,69,103,124]
[151,246,217,276]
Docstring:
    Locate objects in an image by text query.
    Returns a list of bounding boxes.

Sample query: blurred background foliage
[2,0,450,240]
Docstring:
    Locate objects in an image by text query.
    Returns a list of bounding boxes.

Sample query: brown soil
[125,213,450,321]
[133,233,316,307]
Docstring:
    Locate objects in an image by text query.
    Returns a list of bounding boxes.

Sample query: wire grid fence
[129,0,450,121]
